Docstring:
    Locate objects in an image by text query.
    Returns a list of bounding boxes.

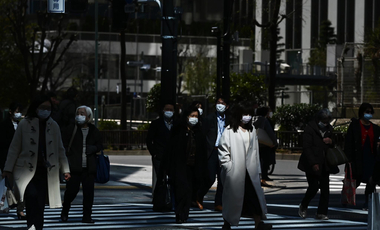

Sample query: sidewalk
[104,149,302,161]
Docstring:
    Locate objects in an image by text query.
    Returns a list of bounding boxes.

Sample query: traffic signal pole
[160,0,177,107]
[222,0,232,103]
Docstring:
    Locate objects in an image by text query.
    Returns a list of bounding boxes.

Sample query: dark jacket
[168,123,208,195]
[203,112,229,159]
[62,123,103,174]
[0,117,17,171]
[298,120,338,175]
[146,117,173,161]
[344,118,380,181]
[56,99,76,131]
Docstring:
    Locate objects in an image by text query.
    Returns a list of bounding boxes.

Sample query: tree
[364,20,380,84]
[146,83,161,114]
[182,47,216,95]
[229,72,267,104]
[2,0,77,98]
[309,20,336,68]
[254,0,287,112]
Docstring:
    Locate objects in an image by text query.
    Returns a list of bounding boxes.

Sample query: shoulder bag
[326,146,348,166]
[95,150,110,184]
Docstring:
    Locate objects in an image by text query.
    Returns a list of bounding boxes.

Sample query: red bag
[341,163,356,205]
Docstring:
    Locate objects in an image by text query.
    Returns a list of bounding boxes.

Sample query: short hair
[190,100,203,108]
[358,103,374,118]
[256,106,270,117]
[9,102,22,113]
[76,105,93,122]
[317,108,332,121]
[63,87,78,100]
[216,97,229,105]
[25,94,51,119]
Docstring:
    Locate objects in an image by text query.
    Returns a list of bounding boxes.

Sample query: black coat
[203,112,229,159]
[344,118,380,181]
[0,117,17,171]
[62,123,103,174]
[298,120,339,175]
[146,117,173,161]
[168,123,208,196]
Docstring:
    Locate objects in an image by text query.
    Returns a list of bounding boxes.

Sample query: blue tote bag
[95,150,110,183]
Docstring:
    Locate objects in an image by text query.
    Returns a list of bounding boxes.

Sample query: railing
[100,130,346,151]
[101,130,148,150]
[275,131,346,150]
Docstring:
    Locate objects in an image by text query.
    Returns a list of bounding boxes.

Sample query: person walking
[146,103,176,205]
[298,109,339,220]
[199,97,229,212]
[2,95,71,230]
[169,106,207,223]
[219,101,271,230]
[0,102,25,219]
[344,103,380,210]
[56,87,77,132]
[253,106,277,185]
[61,106,102,223]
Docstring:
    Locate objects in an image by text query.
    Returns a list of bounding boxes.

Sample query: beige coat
[3,117,70,208]
[218,125,267,226]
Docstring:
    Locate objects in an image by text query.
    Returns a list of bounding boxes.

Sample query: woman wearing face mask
[219,101,272,230]
[169,106,207,223]
[344,103,380,210]
[61,106,103,223]
[298,109,338,220]
[2,95,71,230]
[0,102,25,219]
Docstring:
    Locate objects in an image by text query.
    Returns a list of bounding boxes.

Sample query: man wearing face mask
[61,105,102,223]
[344,103,380,210]
[146,103,176,207]
[199,97,229,212]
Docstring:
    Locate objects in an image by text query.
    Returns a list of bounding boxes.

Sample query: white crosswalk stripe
[0,202,367,229]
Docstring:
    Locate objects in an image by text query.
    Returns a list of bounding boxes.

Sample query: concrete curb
[104,149,302,160]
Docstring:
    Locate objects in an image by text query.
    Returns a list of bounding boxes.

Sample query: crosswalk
[0,202,368,229]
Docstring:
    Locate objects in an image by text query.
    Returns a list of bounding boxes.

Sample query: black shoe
[60,209,69,222]
[298,203,307,218]
[222,220,231,230]
[82,218,95,223]
[315,214,329,220]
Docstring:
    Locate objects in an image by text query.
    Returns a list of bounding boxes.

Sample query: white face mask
[241,115,252,124]
[75,115,87,124]
[188,117,198,126]
[37,110,51,119]
[164,111,173,119]
[216,104,226,113]
[14,113,22,119]
[198,108,203,116]
[268,112,273,118]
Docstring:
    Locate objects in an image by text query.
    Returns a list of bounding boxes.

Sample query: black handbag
[152,175,172,211]
[326,146,348,166]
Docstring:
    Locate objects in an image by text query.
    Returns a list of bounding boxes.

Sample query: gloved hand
[85,145,98,155]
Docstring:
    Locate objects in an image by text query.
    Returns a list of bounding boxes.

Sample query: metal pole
[94,0,99,127]
[222,0,231,102]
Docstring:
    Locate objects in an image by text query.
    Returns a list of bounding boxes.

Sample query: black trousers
[199,148,223,206]
[175,165,195,221]
[301,171,330,215]
[63,168,95,219]
[25,167,48,230]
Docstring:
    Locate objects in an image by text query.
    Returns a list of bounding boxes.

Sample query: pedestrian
[146,103,176,208]
[198,97,229,212]
[344,102,380,210]
[61,105,103,223]
[253,106,277,185]
[2,94,71,230]
[219,101,272,230]
[298,108,339,220]
[0,102,26,219]
[190,100,204,121]
[169,106,207,223]
[47,91,60,122]
[56,87,77,132]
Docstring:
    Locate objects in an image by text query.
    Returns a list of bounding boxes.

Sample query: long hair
[25,94,51,119]
[228,101,254,132]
